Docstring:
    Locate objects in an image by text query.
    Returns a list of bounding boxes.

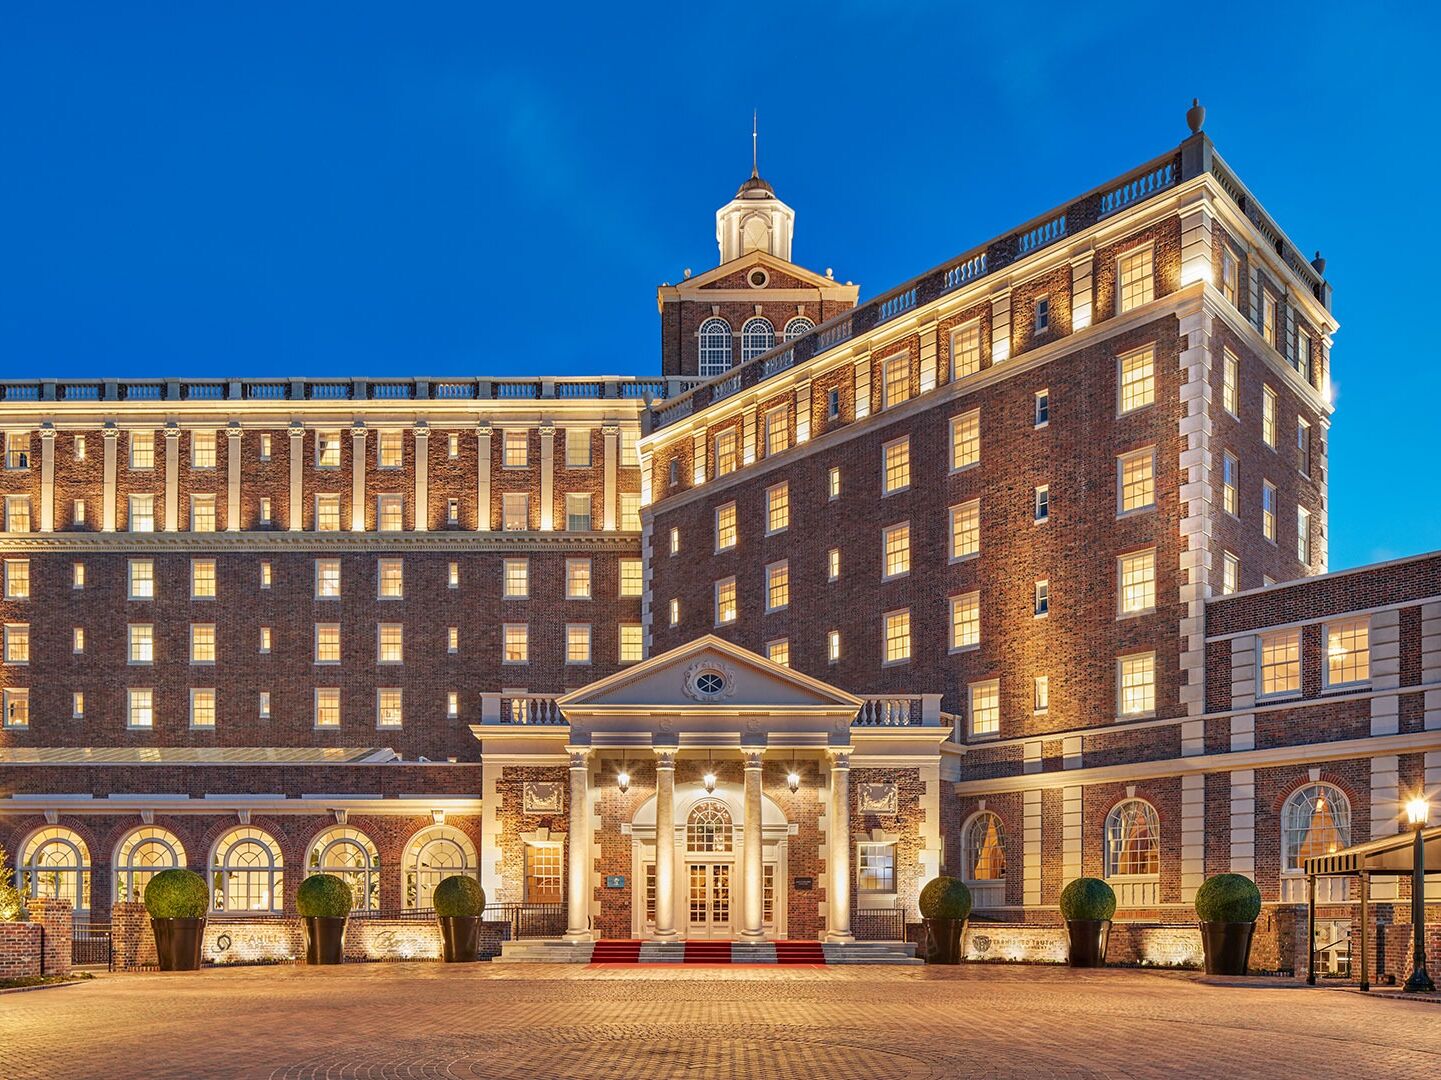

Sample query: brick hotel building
[2,108,1436,964]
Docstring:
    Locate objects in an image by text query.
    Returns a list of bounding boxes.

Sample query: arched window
[1104,799,1159,879]
[403,825,477,910]
[742,214,771,253]
[686,800,733,853]
[210,827,283,912]
[113,826,186,904]
[698,318,733,377]
[21,827,91,913]
[1282,783,1351,872]
[307,827,380,911]
[740,317,775,363]
[782,316,815,342]
[962,812,1006,882]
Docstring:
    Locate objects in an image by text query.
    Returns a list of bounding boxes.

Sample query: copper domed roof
[735,172,775,199]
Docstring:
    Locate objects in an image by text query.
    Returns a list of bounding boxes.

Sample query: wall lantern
[617,760,631,794]
[787,752,801,793]
[702,771,717,794]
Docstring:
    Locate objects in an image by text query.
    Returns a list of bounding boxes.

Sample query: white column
[163,424,180,531]
[1062,785,1083,887]
[740,749,765,939]
[826,750,854,942]
[564,748,592,941]
[350,425,367,532]
[476,422,492,531]
[1230,768,1256,876]
[226,424,242,531]
[539,422,555,531]
[288,423,304,532]
[602,423,618,531]
[653,750,678,939]
[413,421,429,532]
[1181,773,1206,903]
[1022,789,1042,906]
[101,425,118,532]
[38,426,55,532]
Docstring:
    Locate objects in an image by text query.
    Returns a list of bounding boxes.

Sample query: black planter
[923,917,966,964]
[438,915,481,963]
[1200,920,1255,975]
[1065,919,1111,967]
[303,916,347,965]
[151,916,206,971]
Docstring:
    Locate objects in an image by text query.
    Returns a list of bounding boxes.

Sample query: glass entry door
[687,863,732,938]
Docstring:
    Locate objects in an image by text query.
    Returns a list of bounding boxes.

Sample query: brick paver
[4,964,1441,1079]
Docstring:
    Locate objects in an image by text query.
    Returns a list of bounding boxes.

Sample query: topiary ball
[296,873,353,918]
[1195,873,1262,923]
[919,875,973,921]
[1059,877,1117,922]
[432,875,487,917]
[144,868,209,919]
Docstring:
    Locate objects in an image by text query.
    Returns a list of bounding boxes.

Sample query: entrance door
[687,862,732,938]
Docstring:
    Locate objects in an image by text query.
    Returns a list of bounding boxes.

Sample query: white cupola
[714,119,795,264]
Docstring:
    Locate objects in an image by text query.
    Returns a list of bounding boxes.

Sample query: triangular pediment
[679,250,838,293]
[555,635,862,713]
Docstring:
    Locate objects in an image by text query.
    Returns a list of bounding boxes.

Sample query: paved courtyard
[4,963,1440,1079]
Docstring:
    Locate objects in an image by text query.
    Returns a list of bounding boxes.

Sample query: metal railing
[483,902,566,940]
[71,922,114,970]
[852,907,907,942]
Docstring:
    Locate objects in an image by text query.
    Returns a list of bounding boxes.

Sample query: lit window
[1105,800,1159,878]
[741,316,774,362]
[378,559,404,599]
[447,432,460,459]
[1297,418,1312,475]
[764,406,789,456]
[949,412,979,472]
[1117,246,1155,312]
[190,623,216,664]
[190,688,216,729]
[73,691,84,717]
[315,688,341,728]
[1118,345,1156,414]
[669,527,680,555]
[73,561,85,589]
[619,559,643,597]
[669,598,680,626]
[1034,390,1050,427]
[73,499,86,525]
[969,680,1000,737]
[502,429,528,468]
[377,688,403,728]
[827,630,841,663]
[447,691,459,718]
[315,624,341,664]
[315,559,341,598]
[74,434,87,461]
[1263,386,1278,449]
[316,430,342,468]
[828,467,841,500]
[3,624,29,664]
[73,627,85,654]
[524,843,564,904]
[1034,676,1050,714]
[129,431,154,469]
[949,592,980,652]
[4,432,30,470]
[566,558,592,599]
[1262,291,1278,347]
[259,627,271,653]
[766,638,790,667]
[827,548,841,581]
[1297,506,1312,565]
[619,624,644,663]
[699,318,734,377]
[316,494,341,532]
[502,493,529,531]
[566,493,592,532]
[447,626,459,653]
[259,691,270,718]
[1118,653,1155,716]
[377,624,404,664]
[1034,295,1050,335]
[1034,485,1049,522]
[4,559,29,599]
[3,496,30,534]
[259,433,271,460]
[191,559,216,602]
[1221,245,1239,306]
[565,624,591,664]
[1325,617,1369,687]
[191,431,216,468]
[259,561,272,589]
[258,497,272,525]
[1117,448,1155,514]
[128,494,155,532]
[882,354,910,409]
[448,562,459,588]
[377,494,404,531]
[1117,549,1156,615]
[883,437,911,493]
[127,688,154,729]
[1222,551,1240,595]
[620,428,640,467]
[951,321,982,378]
[883,608,911,665]
[3,688,29,728]
[883,523,910,579]
[128,624,154,664]
[1034,580,1050,617]
[1258,629,1301,697]
[620,492,641,531]
[1296,326,1313,378]
[766,562,789,612]
[1262,481,1277,541]
[715,502,737,551]
[565,428,591,467]
[503,624,529,664]
[766,483,789,533]
[1282,784,1350,872]
[858,843,896,893]
[1223,350,1239,416]
[715,578,737,625]
[1222,452,1239,516]
[190,495,216,533]
[128,559,154,599]
[950,500,980,560]
[714,429,738,477]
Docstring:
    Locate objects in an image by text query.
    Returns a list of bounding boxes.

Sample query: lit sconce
[1407,796,1431,829]
[617,770,631,794]
[703,771,717,794]
[787,770,801,794]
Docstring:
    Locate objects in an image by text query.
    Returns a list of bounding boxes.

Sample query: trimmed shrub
[1195,873,1262,923]
[432,875,486,917]
[918,875,973,921]
[143,868,209,919]
[296,873,353,918]
[1059,877,1117,922]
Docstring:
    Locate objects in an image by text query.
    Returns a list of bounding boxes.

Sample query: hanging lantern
[787,770,801,793]
[617,770,630,794]
[702,771,717,794]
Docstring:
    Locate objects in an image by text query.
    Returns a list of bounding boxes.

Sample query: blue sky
[2,2,1437,569]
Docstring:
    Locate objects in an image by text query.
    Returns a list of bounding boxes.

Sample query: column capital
[164,422,180,436]
[742,749,764,770]
[601,422,620,437]
[226,420,243,434]
[413,420,430,436]
[827,747,852,768]
[102,423,119,439]
[653,749,676,770]
[476,420,493,437]
[350,422,367,437]
[289,421,305,433]
[539,420,556,438]
[566,747,590,770]
[38,423,56,440]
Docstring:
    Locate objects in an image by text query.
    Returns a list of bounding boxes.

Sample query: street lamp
[1404,796,1433,993]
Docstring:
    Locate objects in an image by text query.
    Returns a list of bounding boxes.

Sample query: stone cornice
[0,530,643,555]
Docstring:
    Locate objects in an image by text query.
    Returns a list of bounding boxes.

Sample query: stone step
[496,938,920,965]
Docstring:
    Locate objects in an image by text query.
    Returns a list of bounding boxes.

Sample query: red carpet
[589,940,643,963]
[774,941,826,964]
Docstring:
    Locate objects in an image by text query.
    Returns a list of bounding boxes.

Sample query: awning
[1303,826,1441,877]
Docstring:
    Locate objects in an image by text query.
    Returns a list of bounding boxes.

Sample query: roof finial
[752,110,759,178]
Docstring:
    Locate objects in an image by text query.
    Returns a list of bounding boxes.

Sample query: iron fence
[483,902,566,939]
[852,907,907,942]
[72,922,114,970]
